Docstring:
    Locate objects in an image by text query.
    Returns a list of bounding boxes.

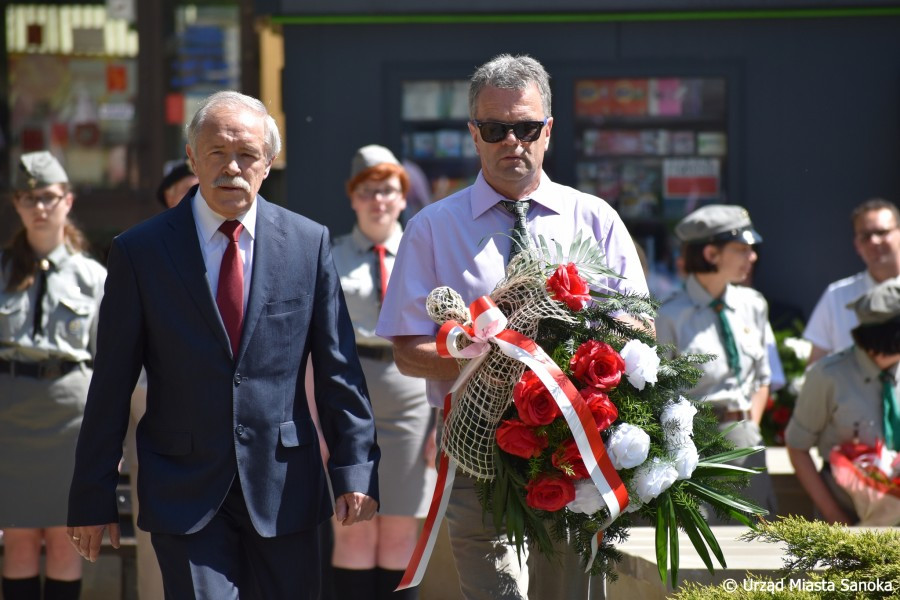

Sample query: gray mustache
[214,176,251,192]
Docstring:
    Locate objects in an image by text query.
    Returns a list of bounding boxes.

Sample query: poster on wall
[9,53,137,188]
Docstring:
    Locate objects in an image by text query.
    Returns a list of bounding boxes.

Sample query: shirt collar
[193,189,258,243]
[45,243,72,268]
[683,275,739,309]
[470,170,562,220]
[350,224,403,255]
[852,345,897,381]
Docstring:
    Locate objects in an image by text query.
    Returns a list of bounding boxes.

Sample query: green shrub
[671,517,900,599]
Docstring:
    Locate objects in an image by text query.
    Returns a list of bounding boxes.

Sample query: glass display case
[573,77,728,221]
[399,79,479,201]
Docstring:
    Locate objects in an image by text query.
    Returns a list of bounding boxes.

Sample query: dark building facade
[260,1,900,321]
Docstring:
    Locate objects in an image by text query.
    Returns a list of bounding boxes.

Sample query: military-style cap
[350,144,400,179]
[14,151,69,191]
[848,279,900,325]
[675,204,762,245]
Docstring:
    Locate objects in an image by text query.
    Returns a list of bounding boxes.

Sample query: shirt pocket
[0,293,28,342]
[52,294,96,352]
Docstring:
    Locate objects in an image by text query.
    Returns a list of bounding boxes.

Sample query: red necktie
[373,244,388,303]
[217,220,244,358]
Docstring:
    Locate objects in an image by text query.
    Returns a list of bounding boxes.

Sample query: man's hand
[334,492,378,526]
[67,523,120,562]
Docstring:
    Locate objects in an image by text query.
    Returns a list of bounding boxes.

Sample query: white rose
[669,440,699,480]
[619,339,660,391]
[633,458,679,504]
[784,337,812,362]
[566,480,607,515]
[607,423,651,470]
[661,397,697,445]
[788,374,806,396]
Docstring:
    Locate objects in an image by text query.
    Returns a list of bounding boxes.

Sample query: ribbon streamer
[398,295,628,589]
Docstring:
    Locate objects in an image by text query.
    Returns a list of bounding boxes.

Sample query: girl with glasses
[0,152,106,600]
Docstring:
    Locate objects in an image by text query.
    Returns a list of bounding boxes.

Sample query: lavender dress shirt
[375,170,649,407]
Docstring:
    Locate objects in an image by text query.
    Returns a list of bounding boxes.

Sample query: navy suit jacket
[68,191,379,537]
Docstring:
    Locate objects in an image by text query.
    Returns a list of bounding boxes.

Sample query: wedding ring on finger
[72,536,81,541]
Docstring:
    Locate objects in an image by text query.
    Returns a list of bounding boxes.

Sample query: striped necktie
[500,199,531,262]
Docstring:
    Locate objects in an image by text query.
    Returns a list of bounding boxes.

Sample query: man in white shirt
[804,198,900,364]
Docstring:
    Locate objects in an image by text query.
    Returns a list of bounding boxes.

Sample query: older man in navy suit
[67,91,379,599]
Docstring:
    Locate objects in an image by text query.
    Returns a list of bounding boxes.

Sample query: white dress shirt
[192,191,257,312]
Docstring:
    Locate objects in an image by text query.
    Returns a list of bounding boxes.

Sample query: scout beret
[675,204,763,245]
[350,145,400,179]
[14,151,68,191]
[848,279,900,325]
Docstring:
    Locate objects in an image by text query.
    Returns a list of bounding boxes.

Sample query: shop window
[400,80,478,201]
[6,4,139,188]
[574,77,728,221]
[164,4,241,159]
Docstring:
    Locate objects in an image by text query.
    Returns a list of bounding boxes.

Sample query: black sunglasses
[471,118,549,143]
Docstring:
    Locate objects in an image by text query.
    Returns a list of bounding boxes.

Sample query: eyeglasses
[355,187,402,201]
[15,193,66,209]
[856,227,898,243]
[471,118,549,143]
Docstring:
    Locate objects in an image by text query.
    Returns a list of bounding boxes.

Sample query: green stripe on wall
[271,7,900,26]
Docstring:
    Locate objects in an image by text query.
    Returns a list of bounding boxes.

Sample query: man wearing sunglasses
[377,54,648,600]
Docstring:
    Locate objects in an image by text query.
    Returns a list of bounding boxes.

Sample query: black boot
[43,578,81,600]
[376,568,417,600]
[332,567,376,600]
[1,576,40,600]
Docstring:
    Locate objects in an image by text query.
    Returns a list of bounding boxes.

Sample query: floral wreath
[398,232,767,590]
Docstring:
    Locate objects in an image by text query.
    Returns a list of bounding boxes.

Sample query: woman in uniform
[327,145,435,600]
[0,152,106,600]
[786,279,900,524]
[655,204,777,521]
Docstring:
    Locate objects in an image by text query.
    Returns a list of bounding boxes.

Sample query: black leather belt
[0,359,86,379]
[356,345,394,361]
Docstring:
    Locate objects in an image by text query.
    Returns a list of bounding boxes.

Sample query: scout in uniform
[655,204,777,522]
[0,151,106,600]
[787,279,900,524]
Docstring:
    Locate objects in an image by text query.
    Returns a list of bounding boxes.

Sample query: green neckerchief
[709,297,741,381]
[880,369,900,450]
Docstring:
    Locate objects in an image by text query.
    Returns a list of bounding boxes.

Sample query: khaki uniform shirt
[785,346,900,458]
[655,275,771,411]
[0,244,106,362]
[331,224,401,348]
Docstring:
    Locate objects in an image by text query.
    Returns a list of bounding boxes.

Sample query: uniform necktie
[217,220,244,359]
[32,258,51,339]
[500,199,531,262]
[373,244,388,303]
[709,298,741,380]
[880,370,900,450]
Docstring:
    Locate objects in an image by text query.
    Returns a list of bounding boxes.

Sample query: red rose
[579,388,618,431]
[771,406,792,426]
[513,370,561,426]
[547,263,591,311]
[496,419,549,459]
[525,473,576,512]
[551,438,590,479]
[569,340,625,391]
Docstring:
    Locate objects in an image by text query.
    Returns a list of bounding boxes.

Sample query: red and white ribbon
[397,296,628,589]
